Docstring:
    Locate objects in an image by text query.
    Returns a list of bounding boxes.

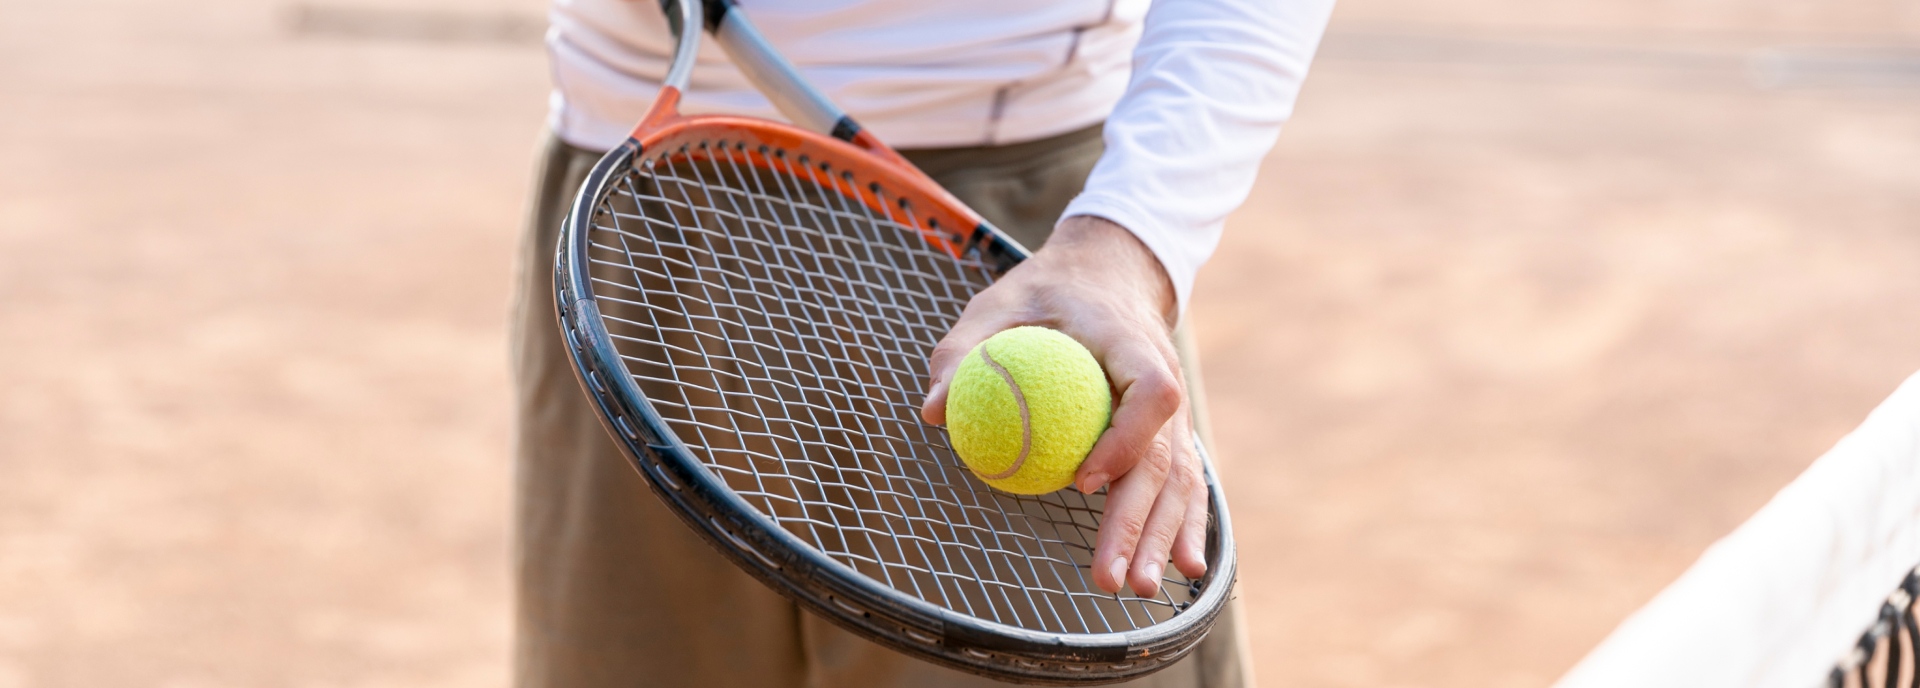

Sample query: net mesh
[1831,566,1920,688]
[581,138,1202,635]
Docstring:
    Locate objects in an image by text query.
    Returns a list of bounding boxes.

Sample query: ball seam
[973,346,1031,481]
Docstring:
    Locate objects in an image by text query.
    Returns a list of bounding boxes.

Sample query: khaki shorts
[509,125,1252,688]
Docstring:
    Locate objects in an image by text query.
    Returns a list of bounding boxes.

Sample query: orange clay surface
[3,0,1919,686]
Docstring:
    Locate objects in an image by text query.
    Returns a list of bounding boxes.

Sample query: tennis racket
[551,0,1237,683]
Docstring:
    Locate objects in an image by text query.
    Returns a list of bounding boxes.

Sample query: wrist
[1043,216,1178,326]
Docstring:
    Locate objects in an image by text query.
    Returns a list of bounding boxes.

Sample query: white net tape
[1557,372,1920,688]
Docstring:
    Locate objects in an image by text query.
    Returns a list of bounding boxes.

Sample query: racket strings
[1831,565,1920,688]
[651,150,1058,622]
[599,154,1128,630]
[583,138,1199,634]
[709,149,1116,630]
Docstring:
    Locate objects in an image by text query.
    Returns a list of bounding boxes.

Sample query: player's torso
[547,0,1148,149]
[554,0,1145,69]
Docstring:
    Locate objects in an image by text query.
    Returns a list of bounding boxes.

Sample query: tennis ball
[945,326,1112,494]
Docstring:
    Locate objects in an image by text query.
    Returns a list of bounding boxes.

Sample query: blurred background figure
[2,0,1917,686]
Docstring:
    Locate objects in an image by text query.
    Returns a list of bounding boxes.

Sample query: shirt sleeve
[1059,0,1336,314]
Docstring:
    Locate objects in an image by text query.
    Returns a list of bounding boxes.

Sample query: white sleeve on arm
[1059,0,1336,314]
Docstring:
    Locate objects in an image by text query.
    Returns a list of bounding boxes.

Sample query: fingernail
[1143,561,1163,586]
[1078,472,1109,495]
[1107,556,1129,588]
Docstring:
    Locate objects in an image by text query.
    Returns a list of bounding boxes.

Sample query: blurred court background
[4,0,1919,686]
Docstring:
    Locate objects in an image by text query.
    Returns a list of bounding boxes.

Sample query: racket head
[551,110,1239,683]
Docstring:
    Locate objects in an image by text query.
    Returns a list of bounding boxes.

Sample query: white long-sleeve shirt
[548,0,1335,311]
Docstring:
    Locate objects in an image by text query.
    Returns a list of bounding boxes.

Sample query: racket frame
[550,0,1239,681]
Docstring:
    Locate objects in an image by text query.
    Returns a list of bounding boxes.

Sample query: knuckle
[926,345,959,370]
[926,344,972,377]
[1109,514,1148,546]
[1141,437,1175,474]
[1164,461,1196,492]
[1135,371,1183,414]
[930,335,969,358]
[1147,513,1184,546]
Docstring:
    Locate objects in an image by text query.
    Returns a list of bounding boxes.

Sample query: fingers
[1090,411,1181,594]
[1124,442,1194,597]
[915,217,1208,598]
[1169,421,1210,579]
[1091,408,1210,596]
[1126,413,1205,596]
[1089,428,1170,594]
[1072,332,1182,495]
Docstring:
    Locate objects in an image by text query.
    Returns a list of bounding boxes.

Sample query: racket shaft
[659,0,701,90]
[710,3,852,138]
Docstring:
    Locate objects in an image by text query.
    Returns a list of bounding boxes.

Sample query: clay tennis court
[3,0,1918,685]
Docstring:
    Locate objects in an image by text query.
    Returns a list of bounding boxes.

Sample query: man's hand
[921,216,1208,597]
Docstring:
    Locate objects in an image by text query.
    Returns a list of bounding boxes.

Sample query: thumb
[921,315,1011,426]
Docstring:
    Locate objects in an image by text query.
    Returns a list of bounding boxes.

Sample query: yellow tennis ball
[945,326,1112,494]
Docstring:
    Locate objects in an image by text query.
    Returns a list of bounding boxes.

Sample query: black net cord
[1831,567,1920,688]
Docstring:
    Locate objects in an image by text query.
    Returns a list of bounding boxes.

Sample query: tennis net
[1556,373,1920,688]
